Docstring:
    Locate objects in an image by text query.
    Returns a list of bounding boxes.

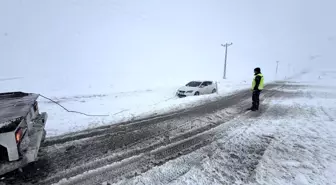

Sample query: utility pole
[275,61,279,79]
[221,43,233,79]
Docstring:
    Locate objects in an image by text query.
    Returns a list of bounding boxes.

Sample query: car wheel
[212,89,217,93]
[194,92,200,96]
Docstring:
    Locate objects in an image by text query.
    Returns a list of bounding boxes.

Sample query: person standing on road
[247,67,264,111]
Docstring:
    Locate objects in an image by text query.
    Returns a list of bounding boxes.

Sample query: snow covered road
[0,82,280,185]
[111,71,336,185]
[2,70,336,185]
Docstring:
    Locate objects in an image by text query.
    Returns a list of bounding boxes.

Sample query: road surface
[1,82,296,185]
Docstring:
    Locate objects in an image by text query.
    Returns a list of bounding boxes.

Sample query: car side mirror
[200,85,205,88]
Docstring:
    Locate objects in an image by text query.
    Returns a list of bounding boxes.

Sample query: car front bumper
[176,92,194,98]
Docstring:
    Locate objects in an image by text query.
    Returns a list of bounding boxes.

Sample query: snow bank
[0,77,250,137]
[39,79,249,137]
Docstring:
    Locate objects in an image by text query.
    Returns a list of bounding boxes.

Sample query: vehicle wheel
[194,92,200,96]
[212,89,217,93]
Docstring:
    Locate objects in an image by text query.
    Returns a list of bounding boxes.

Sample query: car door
[207,81,216,93]
[199,81,208,94]
[204,81,213,94]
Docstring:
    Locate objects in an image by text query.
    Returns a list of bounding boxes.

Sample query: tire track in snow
[65,106,277,185]
[39,105,245,184]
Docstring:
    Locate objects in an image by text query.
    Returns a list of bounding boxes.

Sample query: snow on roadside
[40,80,249,137]
[0,77,250,137]
[112,70,336,185]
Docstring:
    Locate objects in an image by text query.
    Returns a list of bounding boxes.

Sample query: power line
[39,94,110,117]
[38,94,177,118]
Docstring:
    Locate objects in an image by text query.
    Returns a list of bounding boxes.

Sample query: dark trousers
[252,90,261,110]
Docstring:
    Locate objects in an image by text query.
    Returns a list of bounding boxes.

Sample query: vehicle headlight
[186,90,193,93]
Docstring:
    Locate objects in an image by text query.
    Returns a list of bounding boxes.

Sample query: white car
[176,81,217,97]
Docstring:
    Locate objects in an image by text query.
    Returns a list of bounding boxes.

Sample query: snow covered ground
[110,69,336,185]
[0,77,253,137]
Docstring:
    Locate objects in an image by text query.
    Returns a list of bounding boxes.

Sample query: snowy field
[110,70,336,185]
[0,77,253,137]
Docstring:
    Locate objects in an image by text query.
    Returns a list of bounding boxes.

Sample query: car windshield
[186,81,202,87]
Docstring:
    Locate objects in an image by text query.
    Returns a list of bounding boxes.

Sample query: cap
[254,67,261,73]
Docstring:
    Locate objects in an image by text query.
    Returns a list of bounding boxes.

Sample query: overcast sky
[0,0,335,91]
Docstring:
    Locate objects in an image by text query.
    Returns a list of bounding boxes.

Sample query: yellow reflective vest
[251,73,264,90]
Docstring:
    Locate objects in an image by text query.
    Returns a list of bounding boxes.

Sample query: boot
[251,103,258,111]
[246,104,257,111]
[246,106,253,111]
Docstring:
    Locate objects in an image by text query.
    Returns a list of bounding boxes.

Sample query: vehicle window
[186,81,202,87]
[201,82,208,86]
[202,81,212,86]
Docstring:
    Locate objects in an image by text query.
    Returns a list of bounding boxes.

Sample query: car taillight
[15,128,23,143]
